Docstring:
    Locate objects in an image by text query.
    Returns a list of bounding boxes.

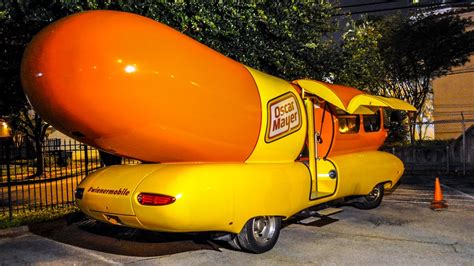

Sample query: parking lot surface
[0,173,473,265]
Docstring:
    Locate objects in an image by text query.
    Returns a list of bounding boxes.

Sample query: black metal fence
[0,138,139,218]
[383,144,473,175]
[382,124,474,175]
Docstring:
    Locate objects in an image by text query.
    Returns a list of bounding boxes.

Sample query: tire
[236,216,281,253]
[353,183,384,210]
[227,235,242,251]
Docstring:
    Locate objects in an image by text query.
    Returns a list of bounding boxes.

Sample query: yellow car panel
[76,150,403,234]
[347,94,390,114]
[245,67,307,163]
[78,163,311,233]
[77,165,161,215]
[295,79,347,110]
[330,151,404,196]
[347,94,417,113]
[374,96,418,112]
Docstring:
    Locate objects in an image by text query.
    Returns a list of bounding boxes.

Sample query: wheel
[236,216,281,253]
[353,183,384,210]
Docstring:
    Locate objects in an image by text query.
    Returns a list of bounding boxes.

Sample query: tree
[1,1,342,174]
[336,11,474,143]
[336,18,412,143]
[337,19,387,94]
[0,0,68,177]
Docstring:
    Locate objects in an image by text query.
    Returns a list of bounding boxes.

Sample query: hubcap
[251,216,276,244]
[367,186,381,201]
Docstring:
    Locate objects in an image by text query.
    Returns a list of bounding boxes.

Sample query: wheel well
[381,181,393,189]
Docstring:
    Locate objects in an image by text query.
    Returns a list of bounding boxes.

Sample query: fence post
[6,142,13,221]
[446,145,450,174]
[461,112,466,175]
[84,144,89,176]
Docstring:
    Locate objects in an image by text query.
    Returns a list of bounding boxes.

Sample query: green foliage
[380,12,474,82]
[385,110,410,144]
[0,206,79,229]
[0,1,71,116]
[0,1,63,177]
[337,19,387,94]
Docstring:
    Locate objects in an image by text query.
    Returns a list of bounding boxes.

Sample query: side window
[337,109,360,134]
[363,111,381,132]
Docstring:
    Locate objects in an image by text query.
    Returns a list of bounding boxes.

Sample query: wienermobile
[21,10,415,253]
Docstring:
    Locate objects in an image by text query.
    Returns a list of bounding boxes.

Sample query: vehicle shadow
[28,213,221,257]
[28,211,344,256]
[283,213,339,229]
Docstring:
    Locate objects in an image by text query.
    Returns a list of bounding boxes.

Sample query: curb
[0,225,29,237]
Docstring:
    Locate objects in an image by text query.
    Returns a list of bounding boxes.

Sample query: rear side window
[363,111,381,132]
[337,109,360,134]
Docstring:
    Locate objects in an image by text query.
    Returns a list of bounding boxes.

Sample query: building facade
[433,11,474,140]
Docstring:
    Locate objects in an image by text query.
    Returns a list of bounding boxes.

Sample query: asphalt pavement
[0,173,473,265]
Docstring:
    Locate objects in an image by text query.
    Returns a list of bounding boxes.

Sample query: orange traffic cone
[430,177,448,210]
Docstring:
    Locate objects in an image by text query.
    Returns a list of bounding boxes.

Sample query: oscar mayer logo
[265,93,302,142]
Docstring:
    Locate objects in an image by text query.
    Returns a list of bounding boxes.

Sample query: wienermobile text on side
[20,10,416,254]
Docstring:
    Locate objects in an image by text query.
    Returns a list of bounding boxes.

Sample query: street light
[0,119,11,138]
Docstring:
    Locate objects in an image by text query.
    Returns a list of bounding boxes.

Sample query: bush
[0,206,80,229]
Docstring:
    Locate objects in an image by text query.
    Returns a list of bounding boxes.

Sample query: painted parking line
[385,182,474,210]
[440,184,474,200]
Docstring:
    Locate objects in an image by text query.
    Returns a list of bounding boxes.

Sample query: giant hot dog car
[21,10,416,253]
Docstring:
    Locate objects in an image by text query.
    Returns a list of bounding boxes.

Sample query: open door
[302,92,338,200]
[295,79,415,200]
